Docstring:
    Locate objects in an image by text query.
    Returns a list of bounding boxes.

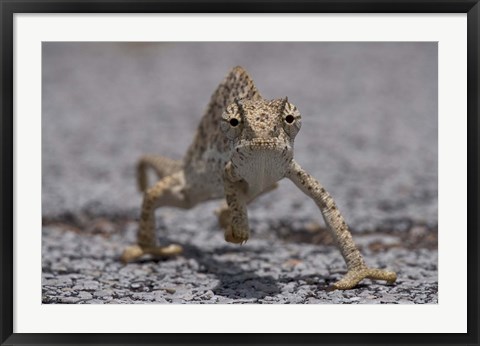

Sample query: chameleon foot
[121,244,183,263]
[329,267,397,290]
[224,226,248,245]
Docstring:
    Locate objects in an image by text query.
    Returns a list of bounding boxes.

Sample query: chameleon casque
[121,66,397,290]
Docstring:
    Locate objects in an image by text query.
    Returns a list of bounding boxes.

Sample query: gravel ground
[42,217,437,304]
[42,42,438,304]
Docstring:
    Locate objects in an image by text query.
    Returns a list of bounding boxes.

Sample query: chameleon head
[221,97,302,146]
[220,97,302,185]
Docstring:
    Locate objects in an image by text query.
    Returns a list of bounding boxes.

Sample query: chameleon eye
[285,115,295,124]
[230,118,239,127]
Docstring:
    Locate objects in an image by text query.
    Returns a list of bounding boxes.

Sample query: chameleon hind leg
[286,160,397,290]
[121,171,191,263]
[136,155,182,192]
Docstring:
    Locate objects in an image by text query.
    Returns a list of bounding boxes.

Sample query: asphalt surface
[42,42,438,304]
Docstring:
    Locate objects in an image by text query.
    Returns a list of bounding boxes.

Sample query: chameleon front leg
[216,182,278,229]
[121,171,188,263]
[286,160,397,290]
[223,162,250,244]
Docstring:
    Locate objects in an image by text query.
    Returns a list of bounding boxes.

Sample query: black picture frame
[1,1,478,345]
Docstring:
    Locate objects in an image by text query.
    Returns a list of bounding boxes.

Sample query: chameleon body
[121,66,397,290]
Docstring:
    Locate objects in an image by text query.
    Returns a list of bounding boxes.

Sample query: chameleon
[121,66,397,290]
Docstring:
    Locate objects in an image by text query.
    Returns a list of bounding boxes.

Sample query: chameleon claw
[330,267,397,290]
[224,226,249,244]
[120,244,183,263]
[121,245,144,263]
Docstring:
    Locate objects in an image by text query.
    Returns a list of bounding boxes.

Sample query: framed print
[1,1,479,345]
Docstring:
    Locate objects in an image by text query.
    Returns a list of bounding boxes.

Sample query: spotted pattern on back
[184,66,262,165]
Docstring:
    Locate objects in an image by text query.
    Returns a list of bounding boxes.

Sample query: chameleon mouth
[239,138,287,150]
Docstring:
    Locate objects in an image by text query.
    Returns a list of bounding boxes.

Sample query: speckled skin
[121,66,397,290]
